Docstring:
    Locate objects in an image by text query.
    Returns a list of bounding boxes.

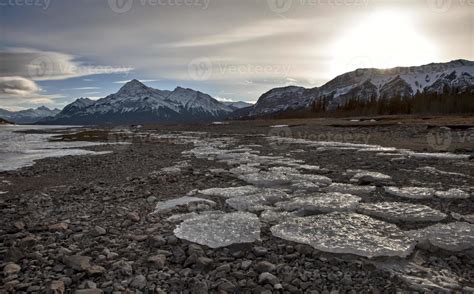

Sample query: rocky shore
[1,118,473,293]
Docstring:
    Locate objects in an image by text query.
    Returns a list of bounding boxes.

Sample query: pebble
[3,263,21,274]
[259,272,280,286]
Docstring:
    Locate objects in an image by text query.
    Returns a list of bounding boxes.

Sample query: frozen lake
[0,125,109,172]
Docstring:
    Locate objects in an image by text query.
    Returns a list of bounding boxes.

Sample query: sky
[0,0,473,110]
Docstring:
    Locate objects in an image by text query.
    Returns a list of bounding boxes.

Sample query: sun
[327,10,439,78]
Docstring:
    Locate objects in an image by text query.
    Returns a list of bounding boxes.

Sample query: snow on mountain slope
[42,80,233,125]
[249,59,474,115]
[224,101,254,110]
[0,106,61,124]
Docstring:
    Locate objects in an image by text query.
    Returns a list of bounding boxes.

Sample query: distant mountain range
[0,106,60,124]
[238,59,474,118]
[0,118,14,125]
[2,60,472,125]
[39,80,252,125]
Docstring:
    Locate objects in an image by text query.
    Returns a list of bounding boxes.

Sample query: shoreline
[1,119,473,292]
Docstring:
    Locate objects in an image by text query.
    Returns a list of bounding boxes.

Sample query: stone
[4,263,21,274]
[74,290,103,294]
[195,257,214,271]
[63,255,92,272]
[259,272,280,286]
[256,261,276,273]
[49,222,69,231]
[130,274,147,290]
[128,212,140,222]
[147,255,166,269]
[92,226,106,236]
[48,280,65,294]
[253,246,268,257]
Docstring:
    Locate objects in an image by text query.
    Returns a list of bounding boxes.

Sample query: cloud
[0,48,133,81]
[113,79,159,84]
[72,87,101,90]
[160,19,311,48]
[0,76,40,96]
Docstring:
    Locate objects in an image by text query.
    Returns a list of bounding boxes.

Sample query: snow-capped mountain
[0,106,61,124]
[247,59,474,116]
[41,80,233,125]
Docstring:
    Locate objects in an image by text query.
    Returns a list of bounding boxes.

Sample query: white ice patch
[199,186,262,198]
[0,191,7,195]
[229,165,261,175]
[350,171,392,183]
[402,151,470,160]
[322,183,376,196]
[270,125,289,128]
[153,196,216,213]
[260,210,299,224]
[357,202,446,223]
[451,213,474,224]
[276,192,362,214]
[174,212,261,248]
[385,187,435,200]
[271,212,416,258]
[166,211,222,223]
[407,222,474,252]
[225,189,290,212]
[434,189,470,199]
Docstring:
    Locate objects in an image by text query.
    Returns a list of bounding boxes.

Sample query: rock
[217,279,236,292]
[92,226,106,236]
[256,261,276,273]
[259,272,280,286]
[188,244,205,257]
[195,257,214,271]
[128,212,140,222]
[150,235,167,247]
[13,221,25,230]
[86,265,106,275]
[147,196,158,203]
[49,222,69,231]
[4,263,21,274]
[147,255,166,269]
[112,260,133,276]
[74,290,103,294]
[253,246,268,257]
[48,280,65,294]
[63,255,91,272]
[130,274,147,290]
[216,263,231,272]
[241,260,252,270]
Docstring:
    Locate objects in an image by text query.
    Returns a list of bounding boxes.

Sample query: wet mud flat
[0,118,473,293]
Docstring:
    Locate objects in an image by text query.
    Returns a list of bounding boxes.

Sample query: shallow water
[0,125,109,171]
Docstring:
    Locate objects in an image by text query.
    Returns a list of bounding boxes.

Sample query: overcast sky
[0,0,472,110]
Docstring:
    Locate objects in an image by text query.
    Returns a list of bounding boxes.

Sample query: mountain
[0,106,61,124]
[223,101,254,111]
[40,80,233,125]
[0,118,14,125]
[244,59,474,117]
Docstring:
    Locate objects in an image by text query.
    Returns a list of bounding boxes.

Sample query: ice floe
[225,189,290,212]
[402,151,470,160]
[174,212,261,248]
[322,183,376,196]
[199,186,262,198]
[259,210,299,224]
[153,196,216,213]
[384,187,435,199]
[357,202,446,223]
[407,222,474,252]
[239,172,332,188]
[434,189,470,199]
[276,193,361,214]
[451,213,474,224]
[271,212,416,258]
[350,171,392,183]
